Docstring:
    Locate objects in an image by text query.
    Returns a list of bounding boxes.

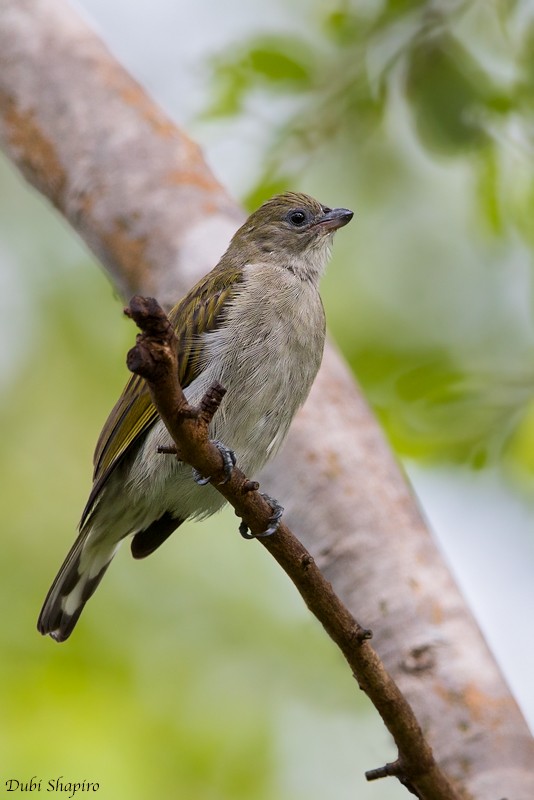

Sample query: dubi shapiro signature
[2,777,99,798]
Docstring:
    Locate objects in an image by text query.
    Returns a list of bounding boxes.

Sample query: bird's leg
[192,440,237,486]
[239,493,284,539]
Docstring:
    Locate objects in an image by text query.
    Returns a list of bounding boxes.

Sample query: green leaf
[406,33,492,154]
[505,400,534,481]
[350,346,527,465]
[202,55,252,119]
[322,10,363,44]
[476,148,503,235]
[246,38,314,86]
[205,36,314,120]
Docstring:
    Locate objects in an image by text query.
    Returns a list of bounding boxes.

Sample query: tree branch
[125,295,460,800]
[1,1,533,797]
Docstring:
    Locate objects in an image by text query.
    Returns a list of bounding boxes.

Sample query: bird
[37,191,353,642]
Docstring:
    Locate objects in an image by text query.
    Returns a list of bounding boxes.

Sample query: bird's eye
[287,209,308,227]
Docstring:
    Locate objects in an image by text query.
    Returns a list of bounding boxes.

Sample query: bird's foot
[193,440,236,486]
[240,493,284,539]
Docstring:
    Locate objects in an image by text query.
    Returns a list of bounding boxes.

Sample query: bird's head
[228,192,353,282]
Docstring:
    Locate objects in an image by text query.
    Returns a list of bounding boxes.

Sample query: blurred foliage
[206,0,534,485]
[3,1,534,796]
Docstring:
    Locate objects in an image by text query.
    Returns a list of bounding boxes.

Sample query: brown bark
[1,0,533,797]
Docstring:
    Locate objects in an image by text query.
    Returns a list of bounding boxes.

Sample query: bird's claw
[239,493,284,539]
[192,470,211,486]
[193,440,236,486]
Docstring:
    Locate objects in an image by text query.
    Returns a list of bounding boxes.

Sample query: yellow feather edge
[79,264,242,529]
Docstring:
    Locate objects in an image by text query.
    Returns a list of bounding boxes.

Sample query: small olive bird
[37,192,353,641]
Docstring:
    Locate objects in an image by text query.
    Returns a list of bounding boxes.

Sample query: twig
[125,295,460,800]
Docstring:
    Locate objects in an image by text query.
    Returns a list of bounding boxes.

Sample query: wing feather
[80,264,242,528]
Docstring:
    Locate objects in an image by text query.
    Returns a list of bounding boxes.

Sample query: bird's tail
[37,530,119,642]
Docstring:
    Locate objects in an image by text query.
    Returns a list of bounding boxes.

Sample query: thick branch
[1,1,533,797]
[125,296,459,800]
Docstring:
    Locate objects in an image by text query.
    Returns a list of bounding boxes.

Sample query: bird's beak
[314,207,354,232]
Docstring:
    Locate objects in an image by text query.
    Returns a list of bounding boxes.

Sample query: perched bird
[37,192,353,641]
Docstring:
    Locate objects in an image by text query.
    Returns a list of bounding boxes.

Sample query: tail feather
[38,513,184,641]
[130,512,183,559]
[37,533,118,642]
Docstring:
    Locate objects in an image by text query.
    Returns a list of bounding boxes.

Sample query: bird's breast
[187,265,326,475]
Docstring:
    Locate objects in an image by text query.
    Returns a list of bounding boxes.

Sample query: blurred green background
[2,1,534,798]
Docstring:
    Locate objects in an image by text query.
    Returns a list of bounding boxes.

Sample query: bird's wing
[79,265,242,528]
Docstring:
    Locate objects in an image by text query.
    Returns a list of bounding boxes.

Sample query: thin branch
[125,295,460,800]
